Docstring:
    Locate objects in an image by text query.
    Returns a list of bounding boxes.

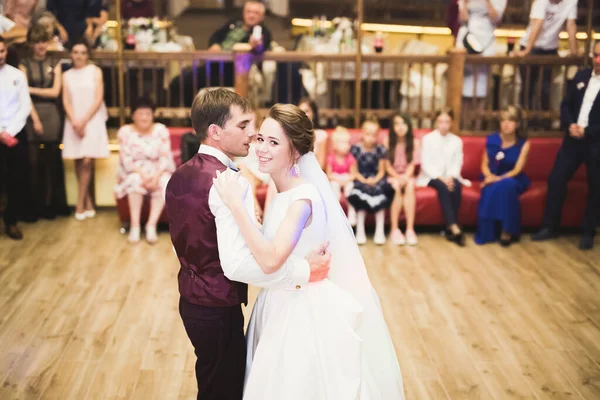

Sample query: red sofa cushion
[460,138,486,181]
[166,127,193,167]
[516,181,547,227]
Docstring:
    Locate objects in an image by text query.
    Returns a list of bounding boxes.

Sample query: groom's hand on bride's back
[306,241,331,282]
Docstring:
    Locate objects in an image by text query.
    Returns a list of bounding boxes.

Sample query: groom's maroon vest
[165,153,248,307]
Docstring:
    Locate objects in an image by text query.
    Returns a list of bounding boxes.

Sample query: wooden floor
[0,212,599,400]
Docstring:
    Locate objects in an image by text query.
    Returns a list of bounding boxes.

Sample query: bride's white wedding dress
[244,183,364,399]
[244,152,404,400]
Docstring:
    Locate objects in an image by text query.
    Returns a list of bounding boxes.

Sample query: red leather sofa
[116,127,588,229]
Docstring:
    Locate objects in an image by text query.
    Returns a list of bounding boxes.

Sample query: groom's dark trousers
[179,299,246,400]
[166,154,249,400]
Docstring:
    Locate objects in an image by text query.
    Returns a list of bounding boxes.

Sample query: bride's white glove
[213,169,249,209]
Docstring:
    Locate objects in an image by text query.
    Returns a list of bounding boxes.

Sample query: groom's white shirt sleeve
[201,145,310,290]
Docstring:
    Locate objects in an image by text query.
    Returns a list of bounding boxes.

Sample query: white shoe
[84,209,96,218]
[145,225,157,244]
[390,229,406,246]
[347,208,357,227]
[128,227,141,243]
[355,229,367,245]
[374,230,386,245]
[74,212,87,221]
[405,230,418,246]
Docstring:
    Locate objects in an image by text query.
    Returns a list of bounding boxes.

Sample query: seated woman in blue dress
[476,106,531,246]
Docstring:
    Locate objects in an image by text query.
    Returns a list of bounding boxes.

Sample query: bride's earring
[293,163,300,176]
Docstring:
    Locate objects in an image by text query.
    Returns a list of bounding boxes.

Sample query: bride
[213,104,404,399]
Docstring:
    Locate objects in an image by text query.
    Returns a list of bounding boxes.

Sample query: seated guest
[114,97,176,244]
[199,1,270,89]
[347,118,394,245]
[417,108,466,246]
[475,106,531,246]
[180,131,200,165]
[208,0,271,53]
[298,97,327,169]
[386,113,420,246]
[532,41,600,250]
[19,24,69,219]
[326,126,356,225]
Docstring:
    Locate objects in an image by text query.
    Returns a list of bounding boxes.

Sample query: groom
[165,88,331,400]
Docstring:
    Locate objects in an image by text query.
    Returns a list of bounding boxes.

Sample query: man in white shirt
[515,0,578,112]
[532,41,600,250]
[0,36,32,240]
[165,88,330,399]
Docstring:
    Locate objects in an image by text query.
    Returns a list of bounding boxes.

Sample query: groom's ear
[207,124,221,141]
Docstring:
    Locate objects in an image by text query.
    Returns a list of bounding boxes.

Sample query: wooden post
[583,1,594,68]
[354,0,364,128]
[115,0,125,126]
[446,47,466,134]
[233,43,253,98]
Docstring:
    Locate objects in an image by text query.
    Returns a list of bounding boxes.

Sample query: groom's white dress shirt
[200,145,311,290]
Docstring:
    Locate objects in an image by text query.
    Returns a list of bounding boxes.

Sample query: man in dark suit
[532,41,600,250]
[165,88,330,399]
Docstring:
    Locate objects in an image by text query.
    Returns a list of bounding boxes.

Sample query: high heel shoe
[84,209,96,219]
[447,231,466,247]
[74,212,87,221]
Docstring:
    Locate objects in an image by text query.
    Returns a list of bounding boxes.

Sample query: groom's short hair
[191,88,252,141]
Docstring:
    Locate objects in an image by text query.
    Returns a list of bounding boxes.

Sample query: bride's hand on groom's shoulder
[213,169,248,209]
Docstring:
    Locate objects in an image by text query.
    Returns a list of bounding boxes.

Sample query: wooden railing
[289,0,596,25]
[461,53,585,136]
[47,47,588,137]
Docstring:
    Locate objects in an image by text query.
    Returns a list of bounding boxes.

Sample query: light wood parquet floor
[0,211,599,399]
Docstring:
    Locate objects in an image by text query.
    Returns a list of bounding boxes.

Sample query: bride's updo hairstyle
[267,104,315,161]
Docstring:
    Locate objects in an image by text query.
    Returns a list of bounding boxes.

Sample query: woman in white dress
[456,0,507,128]
[62,40,109,220]
[214,104,404,399]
